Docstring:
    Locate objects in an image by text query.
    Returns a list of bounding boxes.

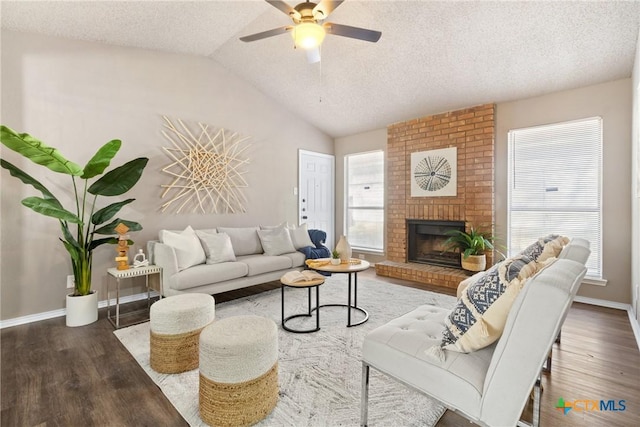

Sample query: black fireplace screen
[407,219,465,268]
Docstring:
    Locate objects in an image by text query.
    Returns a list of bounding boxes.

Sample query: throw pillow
[217,227,263,256]
[519,234,569,264]
[288,223,314,249]
[159,226,206,271]
[257,227,296,256]
[196,231,236,264]
[440,254,541,354]
[456,270,486,299]
[260,221,289,230]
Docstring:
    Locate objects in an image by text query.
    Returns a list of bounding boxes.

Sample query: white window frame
[344,150,384,253]
[507,117,604,281]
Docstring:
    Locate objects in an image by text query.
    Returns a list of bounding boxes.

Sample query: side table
[107,265,163,329]
[307,258,370,327]
[280,275,325,333]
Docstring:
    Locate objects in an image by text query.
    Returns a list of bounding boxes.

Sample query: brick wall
[376,104,495,289]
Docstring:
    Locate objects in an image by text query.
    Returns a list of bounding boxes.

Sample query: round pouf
[150,293,215,374]
[199,315,279,427]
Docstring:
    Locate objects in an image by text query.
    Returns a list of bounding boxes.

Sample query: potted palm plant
[0,125,148,326]
[443,226,495,272]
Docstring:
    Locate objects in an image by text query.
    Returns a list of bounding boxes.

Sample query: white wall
[496,79,633,304]
[334,128,387,263]
[632,28,640,320]
[0,30,333,320]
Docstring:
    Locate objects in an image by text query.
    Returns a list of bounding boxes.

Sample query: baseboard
[628,307,640,352]
[0,291,159,329]
[573,295,630,310]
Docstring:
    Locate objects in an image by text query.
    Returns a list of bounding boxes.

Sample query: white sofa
[361,238,590,427]
[148,226,312,297]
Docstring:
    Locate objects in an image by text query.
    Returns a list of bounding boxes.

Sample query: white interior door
[298,150,335,250]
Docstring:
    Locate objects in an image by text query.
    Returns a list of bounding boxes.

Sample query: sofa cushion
[441,255,540,353]
[171,262,248,290]
[196,231,237,264]
[237,254,293,276]
[282,251,307,267]
[159,226,206,271]
[217,226,263,256]
[288,223,314,249]
[257,227,296,256]
[362,304,494,418]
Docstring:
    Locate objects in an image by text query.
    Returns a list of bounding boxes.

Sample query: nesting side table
[107,265,162,329]
[280,275,325,333]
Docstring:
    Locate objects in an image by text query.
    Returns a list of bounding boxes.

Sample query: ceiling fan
[239,0,381,63]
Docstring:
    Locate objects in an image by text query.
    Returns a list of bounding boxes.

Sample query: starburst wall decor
[160,116,250,214]
[410,147,457,197]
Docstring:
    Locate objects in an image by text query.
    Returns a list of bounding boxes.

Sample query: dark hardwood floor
[2,271,639,426]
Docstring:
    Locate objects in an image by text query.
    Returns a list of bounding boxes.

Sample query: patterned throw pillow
[441,255,539,353]
[519,234,569,264]
[426,234,569,360]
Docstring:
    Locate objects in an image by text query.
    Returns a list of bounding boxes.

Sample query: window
[508,117,602,278]
[345,151,384,252]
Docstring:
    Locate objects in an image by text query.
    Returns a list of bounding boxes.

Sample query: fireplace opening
[407,219,465,268]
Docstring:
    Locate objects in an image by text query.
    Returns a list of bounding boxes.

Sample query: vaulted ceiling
[2,1,639,137]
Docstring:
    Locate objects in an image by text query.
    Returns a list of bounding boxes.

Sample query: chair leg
[543,348,552,372]
[518,374,542,427]
[360,362,370,427]
[532,376,541,427]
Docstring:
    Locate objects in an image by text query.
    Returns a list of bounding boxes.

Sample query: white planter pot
[66,291,98,327]
[330,258,341,265]
[461,254,487,272]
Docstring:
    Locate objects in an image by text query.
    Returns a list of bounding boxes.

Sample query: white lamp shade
[292,22,326,49]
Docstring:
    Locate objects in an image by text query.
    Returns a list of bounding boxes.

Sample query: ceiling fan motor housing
[293,2,324,23]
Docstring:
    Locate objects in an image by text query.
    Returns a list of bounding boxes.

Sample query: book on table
[281,270,324,283]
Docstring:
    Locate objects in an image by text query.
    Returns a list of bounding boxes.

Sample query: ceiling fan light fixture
[292,22,326,49]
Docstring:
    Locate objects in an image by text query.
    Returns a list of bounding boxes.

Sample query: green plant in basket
[0,125,148,296]
[442,227,495,259]
[331,249,340,259]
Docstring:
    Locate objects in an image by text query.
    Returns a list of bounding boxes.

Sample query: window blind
[508,117,602,278]
[345,151,384,252]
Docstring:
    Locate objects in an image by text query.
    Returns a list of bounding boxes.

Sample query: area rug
[114,274,457,426]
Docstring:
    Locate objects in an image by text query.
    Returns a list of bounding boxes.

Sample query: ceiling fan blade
[239,26,292,42]
[324,22,381,43]
[306,47,321,64]
[312,0,345,19]
[266,0,301,20]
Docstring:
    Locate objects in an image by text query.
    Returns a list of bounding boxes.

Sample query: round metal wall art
[410,147,457,197]
[413,155,452,192]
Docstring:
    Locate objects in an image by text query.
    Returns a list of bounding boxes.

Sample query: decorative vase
[330,258,341,265]
[336,235,352,262]
[461,254,486,272]
[66,291,98,327]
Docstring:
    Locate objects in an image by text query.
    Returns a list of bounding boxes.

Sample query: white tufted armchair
[360,239,590,427]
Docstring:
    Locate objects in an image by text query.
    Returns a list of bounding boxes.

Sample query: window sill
[582,276,607,287]
[351,248,384,256]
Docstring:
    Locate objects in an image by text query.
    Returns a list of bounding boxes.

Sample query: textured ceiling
[2,0,639,138]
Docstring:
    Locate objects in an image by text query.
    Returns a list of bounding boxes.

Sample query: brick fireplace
[375,104,495,290]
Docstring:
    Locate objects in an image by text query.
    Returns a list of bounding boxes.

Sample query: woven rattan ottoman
[199,315,279,427]
[149,293,215,374]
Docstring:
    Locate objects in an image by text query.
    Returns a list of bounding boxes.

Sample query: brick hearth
[376,104,495,290]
